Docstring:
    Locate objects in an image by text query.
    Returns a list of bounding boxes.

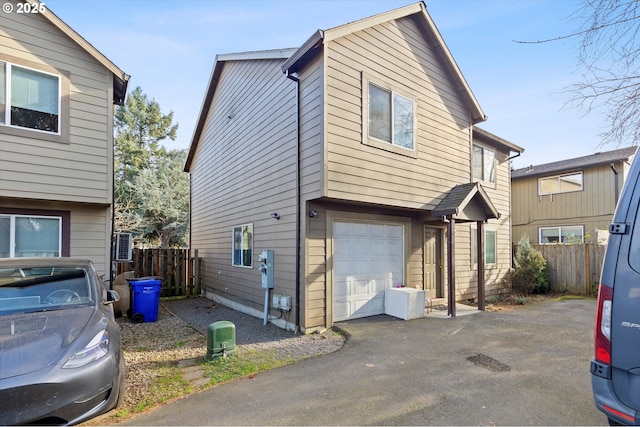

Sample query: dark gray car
[592,153,640,425]
[0,258,124,425]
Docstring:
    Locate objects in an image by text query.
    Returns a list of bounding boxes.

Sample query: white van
[591,152,640,425]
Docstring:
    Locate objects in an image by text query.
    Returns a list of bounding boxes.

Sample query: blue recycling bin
[128,277,161,323]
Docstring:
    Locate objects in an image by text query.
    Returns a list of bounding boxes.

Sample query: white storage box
[384,287,426,320]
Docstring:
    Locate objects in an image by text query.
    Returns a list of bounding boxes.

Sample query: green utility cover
[206,321,237,361]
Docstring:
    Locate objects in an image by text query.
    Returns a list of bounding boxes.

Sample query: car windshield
[0,267,94,315]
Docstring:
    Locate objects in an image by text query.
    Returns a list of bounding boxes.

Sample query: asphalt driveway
[121,299,605,426]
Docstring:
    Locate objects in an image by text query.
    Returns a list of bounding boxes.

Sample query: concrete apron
[424,299,481,318]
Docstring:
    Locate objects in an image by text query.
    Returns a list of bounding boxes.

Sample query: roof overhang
[35,0,130,105]
[432,182,499,222]
[184,49,297,172]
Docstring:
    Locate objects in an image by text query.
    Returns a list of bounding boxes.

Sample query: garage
[332,220,404,321]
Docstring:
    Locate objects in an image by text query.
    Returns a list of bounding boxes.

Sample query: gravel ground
[83,297,344,425]
[162,296,345,359]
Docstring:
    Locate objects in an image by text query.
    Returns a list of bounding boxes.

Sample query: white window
[539,225,584,244]
[0,215,62,258]
[368,82,415,150]
[472,144,496,183]
[471,228,496,265]
[0,61,60,134]
[538,172,583,196]
[232,224,253,267]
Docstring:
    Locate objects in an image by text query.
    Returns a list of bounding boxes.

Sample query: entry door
[424,227,442,299]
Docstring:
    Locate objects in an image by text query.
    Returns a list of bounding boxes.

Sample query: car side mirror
[106,289,120,304]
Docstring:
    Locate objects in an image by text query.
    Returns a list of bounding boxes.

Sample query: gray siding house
[0,0,129,275]
[185,2,524,331]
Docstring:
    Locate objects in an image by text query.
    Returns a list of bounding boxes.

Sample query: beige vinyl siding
[453,146,513,301]
[189,58,298,316]
[512,163,620,244]
[0,8,113,205]
[323,16,472,209]
[298,54,325,202]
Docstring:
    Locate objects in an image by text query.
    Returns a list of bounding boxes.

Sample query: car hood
[0,306,95,379]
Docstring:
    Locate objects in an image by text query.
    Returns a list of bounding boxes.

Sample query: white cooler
[384,287,426,320]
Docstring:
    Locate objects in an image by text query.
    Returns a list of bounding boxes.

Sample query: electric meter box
[259,249,274,289]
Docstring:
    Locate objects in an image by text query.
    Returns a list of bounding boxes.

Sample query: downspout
[611,163,619,206]
[286,70,301,333]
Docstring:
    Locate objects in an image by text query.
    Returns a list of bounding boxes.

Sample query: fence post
[585,244,591,295]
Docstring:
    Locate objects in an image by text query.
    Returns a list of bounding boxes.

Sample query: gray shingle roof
[432,182,499,221]
[512,146,637,179]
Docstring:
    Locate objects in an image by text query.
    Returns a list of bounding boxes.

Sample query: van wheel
[608,417,623,426]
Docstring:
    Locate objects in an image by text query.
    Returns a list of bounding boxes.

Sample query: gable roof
[36,0,130,104]
[512,146,638,179]
[432,182,499,222]
[184,49,297,172]
[473,126,524,154]
[281,1,486,124]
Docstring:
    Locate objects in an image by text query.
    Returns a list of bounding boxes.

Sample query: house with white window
[184,2,524,331]
[511,146,637,245]
[0,0,129,275]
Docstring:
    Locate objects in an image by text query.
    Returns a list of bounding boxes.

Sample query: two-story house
[184,2,524,332]
[511,146,637,246]
[0,0,130,275]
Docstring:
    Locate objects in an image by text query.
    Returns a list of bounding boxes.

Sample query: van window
[627,199,640,273]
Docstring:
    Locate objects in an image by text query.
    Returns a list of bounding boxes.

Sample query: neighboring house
[0,0,130,276]
[511,146,637,246]
[184,2,524,331]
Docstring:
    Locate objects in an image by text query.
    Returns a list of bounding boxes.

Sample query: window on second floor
[472,144,496,184]
[539,225,584,244]
[538,172,583,195]
[368,82,415,150]
[0,61,60,134]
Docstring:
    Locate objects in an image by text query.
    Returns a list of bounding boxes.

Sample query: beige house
[185,2,524,331]
[0,0,130,276]
[512,146,637,246]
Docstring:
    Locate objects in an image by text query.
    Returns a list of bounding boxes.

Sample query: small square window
[367,81,415,151]
[232,224,253,267]
[472,144,495,184]
[1,62,60,134]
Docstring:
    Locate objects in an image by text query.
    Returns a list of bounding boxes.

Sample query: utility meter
[259,250,274,289]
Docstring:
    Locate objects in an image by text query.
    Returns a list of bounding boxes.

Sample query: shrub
[512,235,550,295]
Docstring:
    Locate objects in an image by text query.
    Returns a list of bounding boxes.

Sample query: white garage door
[333,221,404,322]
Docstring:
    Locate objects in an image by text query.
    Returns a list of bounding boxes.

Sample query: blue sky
[47,0,612,169]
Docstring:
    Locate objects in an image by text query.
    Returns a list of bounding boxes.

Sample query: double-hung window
[471,228,496,266]
[0,61,60,134]
[472,144,496,184]
[232,224,253,267]
[0,214,62,258]
[364,76,417,156]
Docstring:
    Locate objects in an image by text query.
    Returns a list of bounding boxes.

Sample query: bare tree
[569,0,640,146]
[516,1,640,147]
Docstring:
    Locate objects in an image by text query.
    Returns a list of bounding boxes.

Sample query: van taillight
[595,284,613,365]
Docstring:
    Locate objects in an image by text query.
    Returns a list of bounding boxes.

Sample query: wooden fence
[115,248,201,298]
[531,244,606,296]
